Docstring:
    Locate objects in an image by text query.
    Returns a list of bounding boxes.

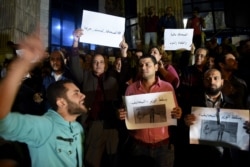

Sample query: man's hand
[10,27,46,74]
[190,43,196,55]
[158,60,165,69]
[243,121,250,134]
[184,114,196,126]
[72,28,83,47]
[33,93,43,103]
[73,29,84,41]
[118,108,127,120]
[119,37,128,58]
[0,26,46,119]
[171,106,182,119]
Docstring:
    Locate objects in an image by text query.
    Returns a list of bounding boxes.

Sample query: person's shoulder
[232,75,247,87]
[165,64,175,70]
[182,64,195,71]
[170,15,176,18]
[160,14,166,18]
[127,81,138,88]
[159,15,166,20]
[105,72,119,81]
[125,81,139,93]
[42,77,52,89]
[222,94,238,108]
[160,79,173,85]
[159,79,174,89]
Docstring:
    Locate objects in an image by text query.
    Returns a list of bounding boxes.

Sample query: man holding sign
[118,54,182,167]
[184,68,250,167]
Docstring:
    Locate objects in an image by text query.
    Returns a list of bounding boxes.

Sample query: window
[50,0,84,51]
[51,10,61,45]
[183,0,227,38]
[62,13,75,46]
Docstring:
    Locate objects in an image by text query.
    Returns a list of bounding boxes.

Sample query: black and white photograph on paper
[190,106,249,151]
[123,92,176,130]
[134,105,166,124]
[200,120,238,143]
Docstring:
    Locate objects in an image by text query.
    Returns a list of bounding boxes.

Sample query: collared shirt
[125,77,178,144]
[52,72,62,81]
[205,92,223,108]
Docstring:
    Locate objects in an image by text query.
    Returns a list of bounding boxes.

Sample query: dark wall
[82,0,99,12]
[224,0,250,28]
[124,0,137,19]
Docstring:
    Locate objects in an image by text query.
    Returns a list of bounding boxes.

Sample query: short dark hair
[214,50,238,70]
[46,80,74,110]
[139,54,158,65]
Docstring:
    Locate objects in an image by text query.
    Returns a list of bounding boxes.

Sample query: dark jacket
[184,92,243,167]
[69,48,120,128]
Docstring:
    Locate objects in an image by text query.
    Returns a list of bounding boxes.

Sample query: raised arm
[72,28,83,48]
[119,37,134,85]
[0,28,46,119]
[69,28,85,85]
[119,37,128,58]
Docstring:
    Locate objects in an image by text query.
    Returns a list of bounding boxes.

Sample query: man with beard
[183,68,249,167]
[174,47,208,167]
[215,51,248,109]
[0,28,88,167]
[37,49,75,113]
[186,68,234,109]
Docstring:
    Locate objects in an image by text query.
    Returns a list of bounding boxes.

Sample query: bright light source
[56,25,61,30]
[183,18,188,28]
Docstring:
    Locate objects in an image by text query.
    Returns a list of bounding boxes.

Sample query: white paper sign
[190,106,249,150]
[80,10,125,48]
[124,92,177,130]
[164,29,193,50]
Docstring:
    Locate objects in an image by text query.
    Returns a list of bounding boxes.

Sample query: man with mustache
[184,68,250,167]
